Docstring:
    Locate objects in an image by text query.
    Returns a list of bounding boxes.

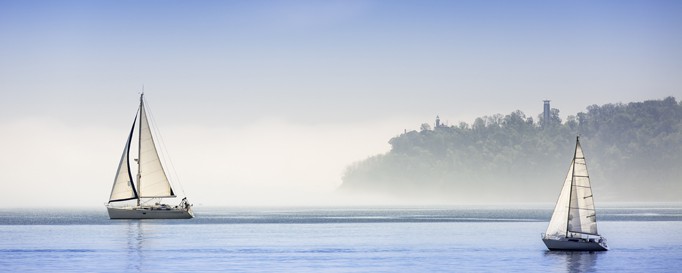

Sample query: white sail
[106,93,193,219]
[545,138,600,237]
[545,160,573,237]
[542,137,606,251]
[568,141,598,235]
[109,117,138,202]
[138,97,175,198]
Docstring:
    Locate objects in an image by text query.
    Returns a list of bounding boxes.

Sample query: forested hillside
[339,97,682,203]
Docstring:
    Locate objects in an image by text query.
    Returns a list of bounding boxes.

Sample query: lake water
[1,204,681,272]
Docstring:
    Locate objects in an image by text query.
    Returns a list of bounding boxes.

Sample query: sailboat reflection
[544,250,602,273]
[126,221,147,271]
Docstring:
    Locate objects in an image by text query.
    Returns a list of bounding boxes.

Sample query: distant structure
[434,115,448,129]
[543,100,551,127]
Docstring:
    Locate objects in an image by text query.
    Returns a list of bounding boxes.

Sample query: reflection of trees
[341,97,682,201]
[544,251,600,273]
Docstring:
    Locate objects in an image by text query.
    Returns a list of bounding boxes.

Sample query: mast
[565,136,579,237]
[136,93,144,206]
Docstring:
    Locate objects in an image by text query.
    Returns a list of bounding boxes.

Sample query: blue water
[1,205,681,272]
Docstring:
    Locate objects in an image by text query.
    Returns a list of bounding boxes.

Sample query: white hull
[107,206,193,219]
[543,238,608,251]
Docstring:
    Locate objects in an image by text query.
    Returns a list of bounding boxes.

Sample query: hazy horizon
[1,1,681,207]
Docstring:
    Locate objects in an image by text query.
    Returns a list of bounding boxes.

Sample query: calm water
[1,205,681,272]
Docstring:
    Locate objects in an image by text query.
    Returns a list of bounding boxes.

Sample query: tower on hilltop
[543,100,551,127]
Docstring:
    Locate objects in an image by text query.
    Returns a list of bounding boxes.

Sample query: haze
[1,1,680,207]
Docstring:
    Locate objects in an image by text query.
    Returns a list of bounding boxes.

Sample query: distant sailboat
[542,136,608,251]
[106,93,193,219]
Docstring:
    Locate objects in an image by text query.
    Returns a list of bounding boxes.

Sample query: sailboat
[542,136,607,251]
[106,93,193,219]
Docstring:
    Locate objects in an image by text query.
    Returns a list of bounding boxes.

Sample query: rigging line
[143,96,187,197]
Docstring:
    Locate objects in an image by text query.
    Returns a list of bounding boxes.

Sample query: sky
[1,0,681,207]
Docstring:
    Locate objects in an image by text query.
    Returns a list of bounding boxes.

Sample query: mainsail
[137,97,175,198]
[545,137,599,237]
[568,140,598,235]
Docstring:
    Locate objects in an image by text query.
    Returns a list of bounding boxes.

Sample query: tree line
[340,97,682,203]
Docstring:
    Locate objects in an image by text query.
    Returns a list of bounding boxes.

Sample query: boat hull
[107,206,193,219]
[543,238,608,251]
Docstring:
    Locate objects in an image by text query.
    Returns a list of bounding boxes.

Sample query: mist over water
[339,97,682,204]
[2,0,681,209]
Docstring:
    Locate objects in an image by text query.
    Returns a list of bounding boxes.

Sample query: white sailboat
[106,93,193,219]
[542,136,608,251]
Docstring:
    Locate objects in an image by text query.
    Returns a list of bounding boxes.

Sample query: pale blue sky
[1,0,680,206]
